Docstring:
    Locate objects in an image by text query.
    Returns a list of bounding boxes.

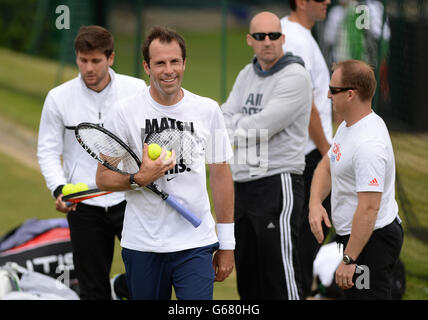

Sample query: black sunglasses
[329,86,355,95]
[313,0,327,2]
[251,32,282,41]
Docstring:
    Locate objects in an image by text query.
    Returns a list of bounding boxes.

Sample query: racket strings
[78,127,139,174]
[145,129,202,164]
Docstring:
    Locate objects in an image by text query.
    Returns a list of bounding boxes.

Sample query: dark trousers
[67,201,126,300]
[336,218,404,300]
[234,173,304,300]
[299,149,332,298]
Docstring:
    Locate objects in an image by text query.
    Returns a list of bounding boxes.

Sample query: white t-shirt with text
[107,86,233,252]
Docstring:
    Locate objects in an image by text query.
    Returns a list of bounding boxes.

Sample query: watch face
[343,255,350,264]
[130,183,139,190]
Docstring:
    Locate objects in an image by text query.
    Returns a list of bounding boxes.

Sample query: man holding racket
[222,12,312,299]
[37,25,146,299]
[309,60,403,299]
[96,26,235,300]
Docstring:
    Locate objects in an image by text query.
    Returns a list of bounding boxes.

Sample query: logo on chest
[331,142,342,162]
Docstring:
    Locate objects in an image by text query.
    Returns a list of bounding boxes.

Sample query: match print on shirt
[143,117,205,177]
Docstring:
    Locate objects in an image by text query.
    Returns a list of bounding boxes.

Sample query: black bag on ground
[0,218,78,293]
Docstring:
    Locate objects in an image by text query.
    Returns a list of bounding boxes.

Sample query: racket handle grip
[165,195,202,228]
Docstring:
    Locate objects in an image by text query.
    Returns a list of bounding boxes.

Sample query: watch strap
[129,173,140,189]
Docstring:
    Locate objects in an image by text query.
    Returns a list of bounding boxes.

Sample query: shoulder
[284,39,314,66]
[281,16,308,38]
[360,113,389,136]
[45,77,82,111]
[113,73,147,90]
[229,63,255,92]
[280,16,291,29]
[284,61,309,74]
[113,87,147,115]
[47,76,80,99]
[277,63,311,86]
[184,89,220,110]
[114,73,146,85]
[183,89,224,122]
[106,92,139,129]
[281,24,314,58]
[235,63,254,81]
[354,114,390,151]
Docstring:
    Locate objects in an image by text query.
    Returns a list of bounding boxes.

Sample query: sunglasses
[329,86,355,95]
[313,0,327,2]
[251,32,282,41]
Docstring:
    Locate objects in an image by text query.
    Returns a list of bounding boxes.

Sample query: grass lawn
[0,30,427,300]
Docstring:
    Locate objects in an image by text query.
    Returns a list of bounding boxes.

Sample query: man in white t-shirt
[96,26,235,300]
[280,0,333,298]
[309,60,403,299]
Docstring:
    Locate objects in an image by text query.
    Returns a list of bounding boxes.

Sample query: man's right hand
[309,202,331,244]
[133,143,176,186]
[55,194,77,213]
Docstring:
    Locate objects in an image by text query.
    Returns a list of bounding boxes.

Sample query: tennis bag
[0,218,78,292]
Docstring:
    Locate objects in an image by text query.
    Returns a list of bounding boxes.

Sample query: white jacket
[37,68,146,207]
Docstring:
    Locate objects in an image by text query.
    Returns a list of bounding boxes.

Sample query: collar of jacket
[78,67,116,94]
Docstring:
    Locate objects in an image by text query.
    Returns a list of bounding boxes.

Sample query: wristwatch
[129,173,141,190]
[343,254,356,265]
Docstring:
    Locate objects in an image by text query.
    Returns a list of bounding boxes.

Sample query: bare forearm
[309,155,331,206]
[96,164,131,191]
[344,209,377,260]
[309,103,330,156]
[209,163,234,223]
[344,194,380,260]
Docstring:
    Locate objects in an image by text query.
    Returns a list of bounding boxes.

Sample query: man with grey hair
[222,11,312,300]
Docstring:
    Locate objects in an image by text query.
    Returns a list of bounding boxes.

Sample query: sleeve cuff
[53,185,64,199]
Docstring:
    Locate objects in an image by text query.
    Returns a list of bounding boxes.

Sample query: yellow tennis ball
[74,182,89,193]
[62,183,76,196]
[148,143,162,160]
[165,150,172,160]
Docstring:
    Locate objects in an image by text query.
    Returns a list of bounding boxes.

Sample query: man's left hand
[212,250,234,282]
[335,262,356,290]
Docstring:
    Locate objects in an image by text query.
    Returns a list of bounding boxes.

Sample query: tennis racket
[74,122,202,228]
[63,188,112,204]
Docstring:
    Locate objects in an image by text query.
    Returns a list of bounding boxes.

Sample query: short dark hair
[74,25,114,58]
[332,60,377,102]
[142,26,186,66]
[288,0,297,11]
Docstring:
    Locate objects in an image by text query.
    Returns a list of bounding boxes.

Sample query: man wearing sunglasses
[222,11,312,300]
[309,60,403,299]
[280,0,334,299]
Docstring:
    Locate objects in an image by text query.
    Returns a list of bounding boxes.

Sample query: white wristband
[216,223,235,250]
